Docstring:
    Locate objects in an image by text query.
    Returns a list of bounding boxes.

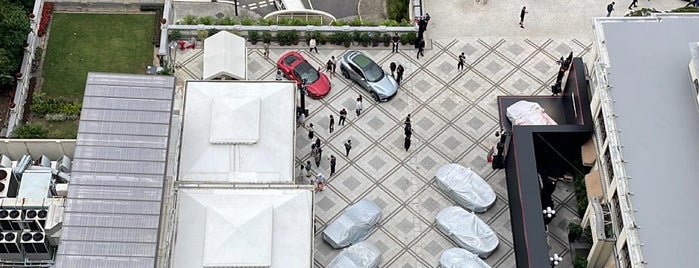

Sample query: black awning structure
[496,58,593,268]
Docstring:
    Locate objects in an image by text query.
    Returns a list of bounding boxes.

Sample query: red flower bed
[37,2,54,37]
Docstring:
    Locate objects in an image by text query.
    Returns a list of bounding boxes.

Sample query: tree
[0,0,31,86]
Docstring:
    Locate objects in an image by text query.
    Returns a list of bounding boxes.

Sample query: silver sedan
[339,51,398,102]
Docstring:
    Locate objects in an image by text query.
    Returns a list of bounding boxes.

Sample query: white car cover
[439,248,492,268]
[506,100,557,126]
[435,164,496,213]
[436,206,499,258]
[323,199,383,249]
[327,241,381,268]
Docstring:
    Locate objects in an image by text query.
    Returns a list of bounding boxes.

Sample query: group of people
[551,52,574,96]
[389,62,406,85]
[415,13,430,59]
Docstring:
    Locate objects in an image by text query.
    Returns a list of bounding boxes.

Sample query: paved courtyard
[173,37,593,267]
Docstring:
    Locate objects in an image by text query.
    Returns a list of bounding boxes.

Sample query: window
[597,111,607,143]
[293,61,320,84]
[603,149,614,186]
[611,192,623,234]
[618,243,631,268]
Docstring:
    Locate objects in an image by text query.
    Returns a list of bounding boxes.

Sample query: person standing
[519,7,528,28]
[308,123,315,139]
[326,59,334,78]
[423,13,431,31]
[309,38,318,53]
[263,43,270,59]
[339,108,347,126]
[416,39,425,59]
[390,62,397,78]
[355,97,363,117]
[404,136,411,151]
[392,33,400,53]
[457,52,466,72]
[344,139,352,157]
[305,160,313,177]
[329,155,337,176]
[331,56,337,74]
[629,0,638,9]
[329,115,335,133]
[396,64,405,85]
[607,2,615,17]
[316,173,326,192]
[405,123,412,139]
[405,114,411,126]
[297,111,306,128]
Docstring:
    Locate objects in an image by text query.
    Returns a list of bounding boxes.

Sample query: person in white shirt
[309,38,318,53]
[355,97,363,116]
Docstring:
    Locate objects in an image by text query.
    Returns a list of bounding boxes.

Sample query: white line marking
[259,3,268,7]
[250,6,258,9]
[258,0,265,4]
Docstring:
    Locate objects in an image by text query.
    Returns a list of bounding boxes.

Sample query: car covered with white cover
[506,100,557,126]
[436,206,499,258]
[435,164,496,213]
[327,241,381,268]
[439,248,492,268]
[323,199,383,249]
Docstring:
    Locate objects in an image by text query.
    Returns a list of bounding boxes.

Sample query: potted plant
[317,33,327,45]
[573,256,588,268]
[359,32,370,47]
[568,222,583,242]
[289,30,299,45]
[304,31,313,45]
[352,31,361,45]
[371,32,380,47]
[262,31,272,44]
[342,33,351,48]
[277,31,287,46]
[249,31,260,45]
[382,33,391,47]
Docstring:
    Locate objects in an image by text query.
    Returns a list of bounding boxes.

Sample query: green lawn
[42,14,154,101]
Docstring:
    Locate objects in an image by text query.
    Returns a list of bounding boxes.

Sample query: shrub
[350,17,363,26]
[382,33,391,47]
[197,30,209,40]
[352,31,361,43]
[37,2,54,37]
[574,173,589,217]
[625,8,661,17]
[359,32,371,46]
[249,30,260,44]
[262,31,272,43]
[11,123,49,139]
[199,16,216,25]
[207,29,220,37]
[568,222,583,242]
[387,0,410,22]
[169,30,182,41]
[288,30,299,44]
[241,17,257,26]
[400,32,417,45]
[670,7,699,13]
[573,256,588,268]
[30,93,81,118]
[45,113,79,122]
[219,16,237,25]
[183,15,198,25]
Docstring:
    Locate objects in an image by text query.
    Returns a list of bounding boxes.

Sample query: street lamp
[543,207,556,218]
[299,78,308,115]
[549,253,563,267]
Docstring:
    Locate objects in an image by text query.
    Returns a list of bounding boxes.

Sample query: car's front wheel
[371,92,380,102]
[341,69,350,79]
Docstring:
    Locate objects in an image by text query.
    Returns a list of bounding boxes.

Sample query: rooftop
[596,15,699,266]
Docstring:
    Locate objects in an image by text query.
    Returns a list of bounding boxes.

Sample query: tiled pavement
[173,38,593,267]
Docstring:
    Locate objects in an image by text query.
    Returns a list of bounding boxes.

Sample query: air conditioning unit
[0,231,22,261]
[21,231,51,260]
[23,208,48,231]
[34,155,51,168]
[0,168,19,198]
[0,155,11,169]
[56,155,72,173]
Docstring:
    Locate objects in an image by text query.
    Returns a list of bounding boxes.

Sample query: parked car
[327,241,381,268]
[339,51,398,102]
[435,164,497,213]
[323,199,383,249]
[276,51,331,99]
[435,206,499,258]
[439,248,492,268]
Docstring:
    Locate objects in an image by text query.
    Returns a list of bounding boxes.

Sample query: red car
[277,51,331,99]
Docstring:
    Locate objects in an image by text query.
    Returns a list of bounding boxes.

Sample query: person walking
[316,173,326,192]
[329,155,337,176]
[331,56,337,74]
[344,139,352,157]
[392,33,400,53]
[263,43,270,59]
[405,123,412,139]
[308,123,315,139]
[329,115,335,133]
[416,39,425,59]
[305,160,313,177]
[519,7,528,28]
[355,97,363,117]
[457,52,466,72]
[315,137,322,151]
[607,2,615,17]
[297,111,306,128]
[326,59,334,78]
[628,0,638,9]
[396,64,405,85]
[339,108,347,126]
[405,114,411,126]
[309,38,318,53]
[390,62,397,78]
[423,13,431,31]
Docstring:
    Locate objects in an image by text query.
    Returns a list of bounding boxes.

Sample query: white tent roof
[203,31,247,80]
[179,81,296,183]
[171,188,314,268]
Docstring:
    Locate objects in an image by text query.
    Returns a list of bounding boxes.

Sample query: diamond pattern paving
[174,38,593,268]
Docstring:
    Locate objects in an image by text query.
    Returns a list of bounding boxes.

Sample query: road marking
[259,3,268,7]
[250,6,258,10]
[258,0,266,4]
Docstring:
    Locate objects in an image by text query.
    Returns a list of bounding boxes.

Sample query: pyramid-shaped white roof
[172,189,313,268]
[203,31,247,80]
